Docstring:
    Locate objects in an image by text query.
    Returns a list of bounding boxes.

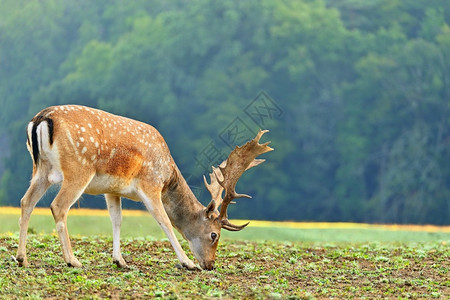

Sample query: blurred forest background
[1,0,450,225]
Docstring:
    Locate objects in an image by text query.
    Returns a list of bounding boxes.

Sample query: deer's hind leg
[16,169,51,267]
[50,174,92,267]
[105,194,127,268]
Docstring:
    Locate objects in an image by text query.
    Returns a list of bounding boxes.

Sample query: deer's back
[29,105,175,198]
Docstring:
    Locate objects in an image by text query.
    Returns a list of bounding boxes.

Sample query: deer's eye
[211,232,217,241]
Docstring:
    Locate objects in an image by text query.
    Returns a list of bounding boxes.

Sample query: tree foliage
[1,0,449,224]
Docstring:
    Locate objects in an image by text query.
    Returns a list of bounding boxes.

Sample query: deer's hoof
[67,258,82,268]
[113,259,128,268]
[176,262,201,271]
[16,256,28,267]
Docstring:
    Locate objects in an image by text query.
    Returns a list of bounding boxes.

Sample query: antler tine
[216,129,273,231]
[204,158,262,211]
[203,166,224,209]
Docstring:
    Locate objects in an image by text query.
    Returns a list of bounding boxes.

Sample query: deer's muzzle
[201,260,215,271]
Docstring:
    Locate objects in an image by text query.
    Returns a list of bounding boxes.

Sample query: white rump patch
[36,121,52,156]
[48,169,63,184]
[27,122,34,149]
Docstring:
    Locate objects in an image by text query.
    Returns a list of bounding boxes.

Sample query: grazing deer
[16,105,272,270]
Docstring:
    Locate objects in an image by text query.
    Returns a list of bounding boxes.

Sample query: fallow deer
[16,105,273,270]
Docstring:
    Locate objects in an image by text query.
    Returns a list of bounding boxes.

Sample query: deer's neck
[161,167,204,240]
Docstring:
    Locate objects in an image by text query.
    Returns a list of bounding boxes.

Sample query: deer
[16,105,273,270]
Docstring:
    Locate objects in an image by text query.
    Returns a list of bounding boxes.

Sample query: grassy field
[2,207,449,242]
[0,207,449,298]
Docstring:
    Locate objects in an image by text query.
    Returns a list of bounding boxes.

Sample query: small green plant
[0,234,448,298]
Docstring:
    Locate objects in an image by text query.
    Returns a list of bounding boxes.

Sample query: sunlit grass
[246,219,450,232]
[1,207,449,243]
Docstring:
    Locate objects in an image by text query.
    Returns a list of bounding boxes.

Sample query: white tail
[17,105,272,270]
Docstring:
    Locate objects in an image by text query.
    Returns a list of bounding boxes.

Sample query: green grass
[1,213,449,298]
[1,214,449,242]
[0,234,449,298]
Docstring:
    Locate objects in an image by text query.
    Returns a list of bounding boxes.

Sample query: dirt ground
[0,235,448,298]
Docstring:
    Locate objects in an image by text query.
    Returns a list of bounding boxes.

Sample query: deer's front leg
[139,190,198,270]
[105,194,127,268]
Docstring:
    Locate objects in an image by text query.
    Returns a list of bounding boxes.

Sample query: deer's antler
[204,130,273,231]
[203,164,224,213]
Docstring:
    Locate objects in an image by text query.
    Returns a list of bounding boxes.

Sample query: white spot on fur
[91,155,96,161]
[95,141,99,148]
[80,137,84,142]
[65,130,76,150]
[82,147,87,154]
[81,127,86,132]
[88,123,92,128]
[110,148,116,159]
[90,137,94,143]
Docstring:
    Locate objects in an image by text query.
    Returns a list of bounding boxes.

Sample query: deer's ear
[204,200,216,219]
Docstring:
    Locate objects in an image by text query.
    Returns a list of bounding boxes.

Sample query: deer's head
[186,130,273,270]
